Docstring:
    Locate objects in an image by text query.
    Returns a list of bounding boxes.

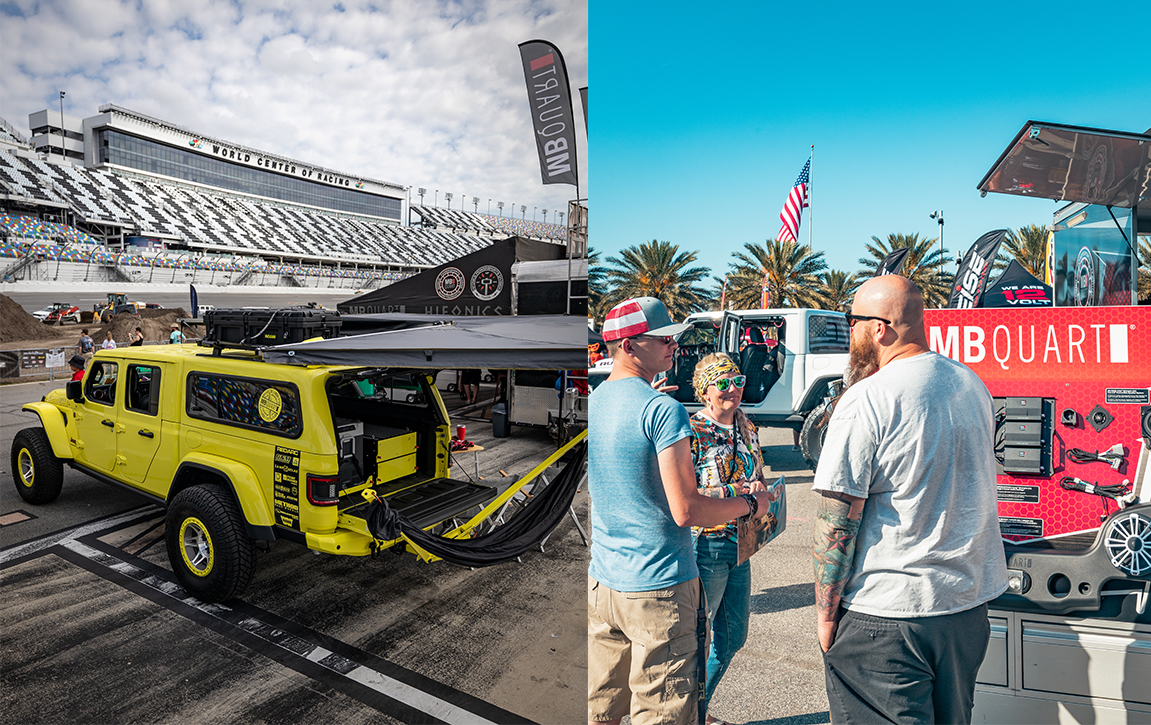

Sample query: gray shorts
[823,603,990,724]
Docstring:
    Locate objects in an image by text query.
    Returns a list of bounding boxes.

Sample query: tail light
[306,473,341,506]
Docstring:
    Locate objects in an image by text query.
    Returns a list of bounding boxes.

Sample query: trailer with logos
[921,305,1151,722]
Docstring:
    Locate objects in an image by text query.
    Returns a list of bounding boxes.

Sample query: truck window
[85,361,119,406]
[187,373,302,437]
[809,316,849,353]
[331,371,432,408]
[126,364,161,416]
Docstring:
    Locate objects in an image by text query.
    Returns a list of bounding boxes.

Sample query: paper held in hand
[737,475,787,565]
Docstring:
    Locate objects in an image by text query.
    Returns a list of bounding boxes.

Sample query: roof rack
[201,306,342,354]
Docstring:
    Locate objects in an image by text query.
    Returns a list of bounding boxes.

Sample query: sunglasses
[634,334,675,345]
[710,375,746,392]
[844,313,892,328]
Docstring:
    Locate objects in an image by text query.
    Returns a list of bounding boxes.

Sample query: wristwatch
[739,492,758,520]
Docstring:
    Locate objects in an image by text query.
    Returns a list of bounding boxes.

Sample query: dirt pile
[0,294,67,344]
[104,308,201,344]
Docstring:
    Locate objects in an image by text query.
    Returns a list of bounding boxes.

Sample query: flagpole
[808,145,813,250]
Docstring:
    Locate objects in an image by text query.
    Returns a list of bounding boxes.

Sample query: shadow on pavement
[746,711,830,725]
[750,581,815,615]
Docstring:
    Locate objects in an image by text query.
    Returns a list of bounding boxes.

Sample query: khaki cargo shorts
[588,576,702,725]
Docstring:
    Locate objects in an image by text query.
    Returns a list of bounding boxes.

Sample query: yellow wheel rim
[17,448,34,488]
[179,517,214,577]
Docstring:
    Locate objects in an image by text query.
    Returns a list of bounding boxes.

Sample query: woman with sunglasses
[689,353,775,725]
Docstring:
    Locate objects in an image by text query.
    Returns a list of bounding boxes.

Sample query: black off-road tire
[11,427,64,505]
[799,399,834,472]
[166,485,255,603]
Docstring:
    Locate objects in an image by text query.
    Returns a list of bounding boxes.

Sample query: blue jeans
[694,533,751,714]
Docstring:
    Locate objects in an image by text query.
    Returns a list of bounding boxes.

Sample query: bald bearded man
[811,275,1007,724]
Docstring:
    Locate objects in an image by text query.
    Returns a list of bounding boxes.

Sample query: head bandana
[694,356,741,400]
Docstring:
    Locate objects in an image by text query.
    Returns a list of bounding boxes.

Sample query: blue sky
[591,0,1149,286]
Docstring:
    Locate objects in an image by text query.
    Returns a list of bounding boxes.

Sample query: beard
[845,332,880,387]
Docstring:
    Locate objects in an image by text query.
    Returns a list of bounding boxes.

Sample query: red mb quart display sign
[923,306,1151,542]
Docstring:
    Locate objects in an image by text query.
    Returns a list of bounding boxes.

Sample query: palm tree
[588,247,607,321]
[726,237,829,309]
[601,239,711,321]
[820,269,860,311]
[858,232,951,308]
[1001,224,1049,279]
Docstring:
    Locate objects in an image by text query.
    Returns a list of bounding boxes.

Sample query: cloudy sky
[0,0,587,221]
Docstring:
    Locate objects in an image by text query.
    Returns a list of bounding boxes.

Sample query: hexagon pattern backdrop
[922,307,1150,542]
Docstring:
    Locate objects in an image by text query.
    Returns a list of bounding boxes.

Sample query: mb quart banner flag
[519,39,579,187]
[946,229,1007,309]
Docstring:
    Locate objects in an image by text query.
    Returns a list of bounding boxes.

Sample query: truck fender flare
[20,402,74,460]
[174,455,276,538]
[797,375,843,415]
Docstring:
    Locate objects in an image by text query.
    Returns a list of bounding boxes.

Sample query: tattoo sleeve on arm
[813,492,863,618]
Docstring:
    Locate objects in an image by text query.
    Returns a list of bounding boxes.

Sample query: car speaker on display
[922,306,1151,616]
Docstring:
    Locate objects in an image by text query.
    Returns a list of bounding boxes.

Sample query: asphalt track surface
[1,378,588,725]
[700,428,832,725]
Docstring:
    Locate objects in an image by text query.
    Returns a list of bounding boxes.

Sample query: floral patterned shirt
[690,409,764,537]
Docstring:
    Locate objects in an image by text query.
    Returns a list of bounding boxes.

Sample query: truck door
[666,317,723,404]
[719,312,786,406]
[117,363,165,489]
[719,311,741,358]
[75,360,121,473]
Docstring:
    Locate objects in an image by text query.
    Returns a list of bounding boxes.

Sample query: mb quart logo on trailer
[930,322,1129,369]
[921,307,1142,381]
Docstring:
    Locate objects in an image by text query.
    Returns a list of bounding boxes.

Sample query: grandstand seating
[410,204,568,242]
[1,212,99,245]
[0,122,29,147]
[0,240,403,284]
[0,149,520,267]
[412,205,497,234]
[484,214,568,241]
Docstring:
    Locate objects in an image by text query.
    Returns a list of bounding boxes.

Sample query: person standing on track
[77,328,94,367]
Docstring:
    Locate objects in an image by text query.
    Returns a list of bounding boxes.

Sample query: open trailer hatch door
[977,121,1151,208]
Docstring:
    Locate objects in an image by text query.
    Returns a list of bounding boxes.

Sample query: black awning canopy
[978,121,1151,208]
[263,314,586,369]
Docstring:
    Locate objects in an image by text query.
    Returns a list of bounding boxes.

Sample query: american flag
[776,159,810,244]
[760,271,771,309]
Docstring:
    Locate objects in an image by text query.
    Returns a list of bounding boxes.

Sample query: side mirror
[66,380,84,402]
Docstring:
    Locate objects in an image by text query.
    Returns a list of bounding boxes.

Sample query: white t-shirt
[812,351,1008,617]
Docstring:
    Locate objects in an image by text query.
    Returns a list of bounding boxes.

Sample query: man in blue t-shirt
[589,298,778,725]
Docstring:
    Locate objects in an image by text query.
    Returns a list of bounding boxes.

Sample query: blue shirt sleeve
[644,394,692,455]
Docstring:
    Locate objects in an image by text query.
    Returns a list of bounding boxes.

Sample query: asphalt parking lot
[2,369,833,725]
[1,377,588,725]
[704,428,831,725]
